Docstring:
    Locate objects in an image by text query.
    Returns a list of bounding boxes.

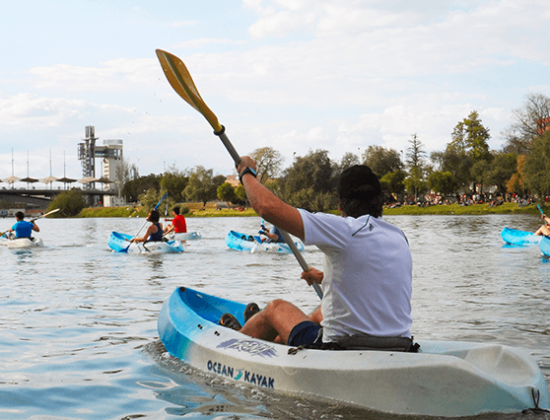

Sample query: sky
[1,0,550,185]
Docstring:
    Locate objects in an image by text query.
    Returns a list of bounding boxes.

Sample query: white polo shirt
[298,209,413,342]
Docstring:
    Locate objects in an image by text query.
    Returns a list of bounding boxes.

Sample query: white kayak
[159,286,550,417]
[164,231,202,241]
[0,237,44,249]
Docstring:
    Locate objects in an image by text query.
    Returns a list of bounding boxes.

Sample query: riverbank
[77,202,548,218]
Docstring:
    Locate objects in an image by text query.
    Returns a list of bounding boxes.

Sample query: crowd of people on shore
[387,193,547,208]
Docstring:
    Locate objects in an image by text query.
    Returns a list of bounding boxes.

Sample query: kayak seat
[304,333,420,353]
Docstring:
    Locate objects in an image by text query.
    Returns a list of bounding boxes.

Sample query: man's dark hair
[149,210,160,223]
[173,206,180,215]
[15,211,25,220]
[337,165,384,218]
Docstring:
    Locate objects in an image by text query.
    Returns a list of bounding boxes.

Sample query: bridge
[0,188,117,210]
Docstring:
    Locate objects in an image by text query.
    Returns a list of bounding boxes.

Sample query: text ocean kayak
[158,286,550,417]
[500,227,541,245]
[225,230,304,253]
[108,231,183,254]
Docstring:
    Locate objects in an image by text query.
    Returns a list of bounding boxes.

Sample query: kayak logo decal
[207,360,275,388]
[217,338,277,358]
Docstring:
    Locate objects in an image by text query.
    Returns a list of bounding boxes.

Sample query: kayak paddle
[537,204,545,216]
[123,193,168,252]
[156,49,323,299]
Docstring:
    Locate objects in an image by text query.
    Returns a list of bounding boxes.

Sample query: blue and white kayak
[225,230,304,253]
[500,227,541,245]
[108,231,183,254]
[164,231,202,241]
[539,236,550,257]
[158,287,550,417]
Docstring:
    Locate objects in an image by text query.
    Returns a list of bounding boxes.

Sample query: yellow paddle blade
[156,49,223,132]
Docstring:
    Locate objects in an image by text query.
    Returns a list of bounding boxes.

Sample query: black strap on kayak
[290,331,420,353]
[522,388,550,414]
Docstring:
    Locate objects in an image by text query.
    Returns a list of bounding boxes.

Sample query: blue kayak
[500,227,541,246]
[158,286,550,417]
[225,230,304,253]
[108,231,183,254]
[539,236,550,257]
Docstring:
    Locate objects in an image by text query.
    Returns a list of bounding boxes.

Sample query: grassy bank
[77,202,547,218]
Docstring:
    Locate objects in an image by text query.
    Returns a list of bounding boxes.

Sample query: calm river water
[1,214,549,420]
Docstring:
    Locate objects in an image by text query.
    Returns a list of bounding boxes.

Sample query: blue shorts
[287,321,322,347]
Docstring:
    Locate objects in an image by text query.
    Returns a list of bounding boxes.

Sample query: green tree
[183,166,219,206]
[380,170,406,197]
[282,149,336,200]
[363,146,402,177]
[217,182,237,203]
[48,189,87,217]
[160,165,188,202]
[406,134,426,200]
[524,131,550,197]
[451,111,491,161]
[485,152,517,194]
[234,184,247,204]
[122,174,162,203]
[427,171,459,196]
[251,146,284,183]
[338,152,360,174]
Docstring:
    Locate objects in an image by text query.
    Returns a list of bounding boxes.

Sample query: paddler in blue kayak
[534,213,550,237]
[220,158,415,352]
[130,210,164,243]
[259,221,284,243]
[6,211,40,239]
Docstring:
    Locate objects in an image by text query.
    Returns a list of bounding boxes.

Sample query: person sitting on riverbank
[130,210,164,243]
[534,214,550,237]
[8,211,40,239]
[220,160,415,352]
[164,206,187,235]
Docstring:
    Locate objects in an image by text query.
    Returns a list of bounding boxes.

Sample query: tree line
[48,91,550,216]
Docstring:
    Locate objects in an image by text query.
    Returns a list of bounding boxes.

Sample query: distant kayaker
[220,158,415,352]
[259,221,284,243]
[164,206,187,235]
[534,213,550,236]
[8,211,40,239]
[130,210,164,243]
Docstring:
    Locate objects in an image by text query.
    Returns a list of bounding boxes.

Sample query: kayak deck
[108,231,183,253]
[158,286,550,417]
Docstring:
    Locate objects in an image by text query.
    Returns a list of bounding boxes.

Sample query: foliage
[122,174,162,203]
[160,165,188,202]
[286,188,337,213]
[234,185,247,204]
[137,188,173,213]
[281,149,336,201]
[363,146,403,177]
[251,146,284,183]
[183,166,224,206]
[450,111,491,161]
[431,146,473,191]
[338,152,360,174]
[506,155,526,195]
[217,182,238,203]
[78,206,140,218]
[503,92,550,154]
[427,171,459,196]
[114,158,139,199]
[485,152,517,194]
[380,170,406,196]
[523,131,550,197]
[48,189,87,217]
[406,134,426,200]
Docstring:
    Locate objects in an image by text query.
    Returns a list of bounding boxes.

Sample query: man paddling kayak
[221,158,414,351]
[7,211,40,239]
